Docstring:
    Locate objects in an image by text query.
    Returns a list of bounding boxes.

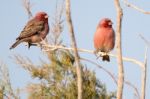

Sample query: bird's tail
[10,40,23,50]
[102,55,110,62]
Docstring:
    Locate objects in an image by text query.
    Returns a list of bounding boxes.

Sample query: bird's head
[99,18,113,28]
[35,12,49,22]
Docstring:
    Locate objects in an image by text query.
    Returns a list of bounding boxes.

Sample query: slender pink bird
[10,12,49,49]
[94,18,115,62]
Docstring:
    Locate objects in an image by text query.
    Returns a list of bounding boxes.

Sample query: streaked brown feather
[16,19,44,40]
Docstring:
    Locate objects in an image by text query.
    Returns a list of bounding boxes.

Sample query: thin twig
[139,35,149,99]
[65,0,82,99]
[114,0,124,99]
[141,47,148,99]
[80,58,140,99]
[123,0,150,14]
[23,0,33,18]
[0,61,18,99]
[80,58,117,84]
[125,81,140,99]
[139,34,150,47]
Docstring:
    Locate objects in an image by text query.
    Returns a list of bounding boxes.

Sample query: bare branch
[123,0,150,14]
[41,44,144,68]
[141,47,148,99]
[50,1,65,45]
[23,0,33,18]
[114,0,124,99]
[80,58,140,99]
[139,34,150,47]
[80,58,117,84]
[125,81,140,99]
[65,0,82,99]
[139,34,149,99]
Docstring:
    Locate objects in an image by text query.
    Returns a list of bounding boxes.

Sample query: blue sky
[0,0,150,99]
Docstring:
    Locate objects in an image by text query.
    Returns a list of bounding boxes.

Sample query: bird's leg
[27,43,30,49]
[28,43,38,49]
[101,52,110,62]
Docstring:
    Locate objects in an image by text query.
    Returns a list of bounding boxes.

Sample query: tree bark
[65,0,82,99]
[114,0,124,99]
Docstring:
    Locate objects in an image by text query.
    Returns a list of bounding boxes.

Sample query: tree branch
[139,35,149,99]
[23,0,33,18]
[114,0,124,99]
[65,0,82,99]
[123,0,150,14]
[42,44,144,68]
[125,81,140,99]
[139,34,150,47]
[80,58,140,99]
[141,47,148,99]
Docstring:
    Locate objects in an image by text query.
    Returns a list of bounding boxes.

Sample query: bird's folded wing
[16,20,44,40]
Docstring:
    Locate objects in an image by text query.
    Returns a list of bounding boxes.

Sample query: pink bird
[10,12,49,49]
[94,18,115,62]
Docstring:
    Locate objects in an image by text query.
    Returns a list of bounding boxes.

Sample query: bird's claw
[94,50,108,60]
[28,43,38,49]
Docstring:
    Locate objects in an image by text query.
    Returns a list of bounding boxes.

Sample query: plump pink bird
[10,12,49,49]
[94,18,115,62]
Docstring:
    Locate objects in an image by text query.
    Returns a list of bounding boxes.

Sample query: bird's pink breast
[94,27,115,52]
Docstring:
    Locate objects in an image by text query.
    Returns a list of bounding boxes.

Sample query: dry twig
[141,47,148,99]
[139,34,150,47]
[80,58,140,99]
[0,61,18,99]
[23,0,33,18]
[123,0,150,14]
[125,81,140,99]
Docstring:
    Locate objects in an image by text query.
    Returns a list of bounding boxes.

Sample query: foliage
[18,49,116,99]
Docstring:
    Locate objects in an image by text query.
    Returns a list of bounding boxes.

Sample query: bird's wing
[16,19,45,40]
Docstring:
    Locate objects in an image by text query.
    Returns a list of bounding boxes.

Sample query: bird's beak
[45,15,49,18]
[108,21,113,25]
